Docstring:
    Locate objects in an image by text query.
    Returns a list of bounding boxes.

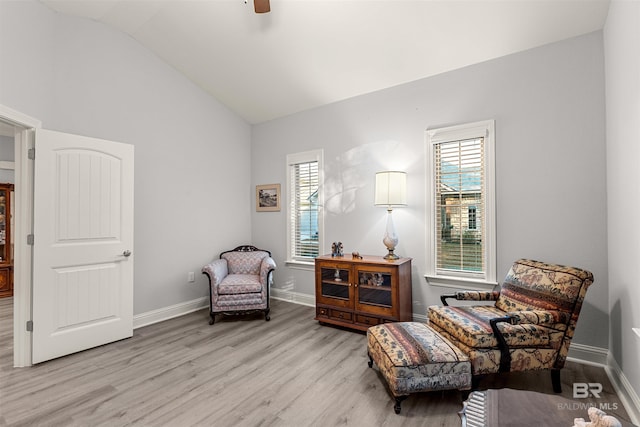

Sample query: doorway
[0,105,39,367]
[0,122,16,371]
[1,104,135,367]
[0,128,15,299]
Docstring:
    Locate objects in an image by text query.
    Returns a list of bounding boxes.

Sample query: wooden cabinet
[0,183,12,299]
[314,254,412,331]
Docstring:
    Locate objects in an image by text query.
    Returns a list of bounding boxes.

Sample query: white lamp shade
[375,171,407,207]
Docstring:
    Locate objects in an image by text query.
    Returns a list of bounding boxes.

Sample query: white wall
[0,1,252,314]
[252,31,609,349]
[604,0,640,397]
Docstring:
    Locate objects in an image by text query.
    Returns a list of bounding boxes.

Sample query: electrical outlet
[188,272,195,282]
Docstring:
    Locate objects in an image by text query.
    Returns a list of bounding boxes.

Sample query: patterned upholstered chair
[202,245,276,325]
[428,259,593,392]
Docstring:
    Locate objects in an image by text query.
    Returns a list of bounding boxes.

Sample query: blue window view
[296,190,318,257]
[298,210,318,241]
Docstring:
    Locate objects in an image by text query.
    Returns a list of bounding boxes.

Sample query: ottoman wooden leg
[394,396,408,414]
[368,352,374,368]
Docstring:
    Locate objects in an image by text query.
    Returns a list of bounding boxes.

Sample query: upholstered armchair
[202,245,276,325]
[428,259,593,392]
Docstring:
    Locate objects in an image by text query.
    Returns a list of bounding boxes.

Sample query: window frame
[425,120,497,289]
[286,149,324,267]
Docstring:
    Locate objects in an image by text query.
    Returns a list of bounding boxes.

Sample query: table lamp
[374,171,407,260]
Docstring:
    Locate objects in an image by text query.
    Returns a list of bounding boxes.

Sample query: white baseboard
[413,312,428,323]
[133,296,208,329]
[271,287,315,307]
[131,289,313,330]
[567,342,609,366]
[606,353,640,425]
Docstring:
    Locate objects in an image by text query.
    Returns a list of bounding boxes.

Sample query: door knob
[121,250,132,257]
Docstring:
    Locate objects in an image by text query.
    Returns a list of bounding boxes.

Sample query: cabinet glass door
[319,266,351,301]
[0,187,6,264]
[355,267,393,314]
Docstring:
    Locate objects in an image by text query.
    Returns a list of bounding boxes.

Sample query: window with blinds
[426,121,496,287]
[287,150,323,263]
[435,137,484,274]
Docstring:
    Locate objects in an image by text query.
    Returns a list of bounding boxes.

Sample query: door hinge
[27,234,34,245]
[28,148,35,160]
[26,320,33,332]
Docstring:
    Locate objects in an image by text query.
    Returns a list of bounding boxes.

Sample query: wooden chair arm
[489,316,517,373]
[440,291,500,306]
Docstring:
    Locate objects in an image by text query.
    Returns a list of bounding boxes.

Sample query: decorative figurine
[331,241,344,257]
[352,251,363,260]
[573,407,622,427]
[374,273,384,286]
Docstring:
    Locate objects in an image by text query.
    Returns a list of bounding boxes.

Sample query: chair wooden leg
[209,313,215,325]
[264,308,271,321]
[394,396,408,414]
[471,375,481,390]
[551,368,562,393]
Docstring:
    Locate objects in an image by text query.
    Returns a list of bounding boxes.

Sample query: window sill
[424,274,498,291]
[285,260,315,270]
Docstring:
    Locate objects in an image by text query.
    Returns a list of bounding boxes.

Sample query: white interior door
[32,128,134,364]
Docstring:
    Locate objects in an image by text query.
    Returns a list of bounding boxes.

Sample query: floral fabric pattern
[454,290,500,301]
[222,250,270,275]
[427,259,593,374]
[202,259,228,286]
[218,274,262,295]
[506,309,570,327]
[495,259,592,315]
[428,305,554,348]
[430,323,559,375]
[216,293,267,309]
[367,322,471,398]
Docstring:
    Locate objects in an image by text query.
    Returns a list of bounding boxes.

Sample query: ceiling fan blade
[254,0,270,13]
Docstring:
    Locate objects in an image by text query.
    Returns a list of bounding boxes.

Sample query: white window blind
[435,137,484,274]
[291,161,319,258]
[287,150,323,263]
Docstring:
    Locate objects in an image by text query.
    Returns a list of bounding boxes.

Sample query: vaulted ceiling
[40,0,611,124]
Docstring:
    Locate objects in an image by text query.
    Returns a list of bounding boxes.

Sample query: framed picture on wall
[256,184,281,212]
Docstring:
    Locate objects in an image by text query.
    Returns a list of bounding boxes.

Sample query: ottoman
[367,322,472,414]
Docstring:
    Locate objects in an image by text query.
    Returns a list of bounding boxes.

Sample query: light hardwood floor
[0,297,633,426]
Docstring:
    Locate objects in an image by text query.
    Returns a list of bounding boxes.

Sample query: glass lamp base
[383,249,399,260]
[382,209,399,260]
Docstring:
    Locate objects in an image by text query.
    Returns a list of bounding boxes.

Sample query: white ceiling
[40,0,611,124]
